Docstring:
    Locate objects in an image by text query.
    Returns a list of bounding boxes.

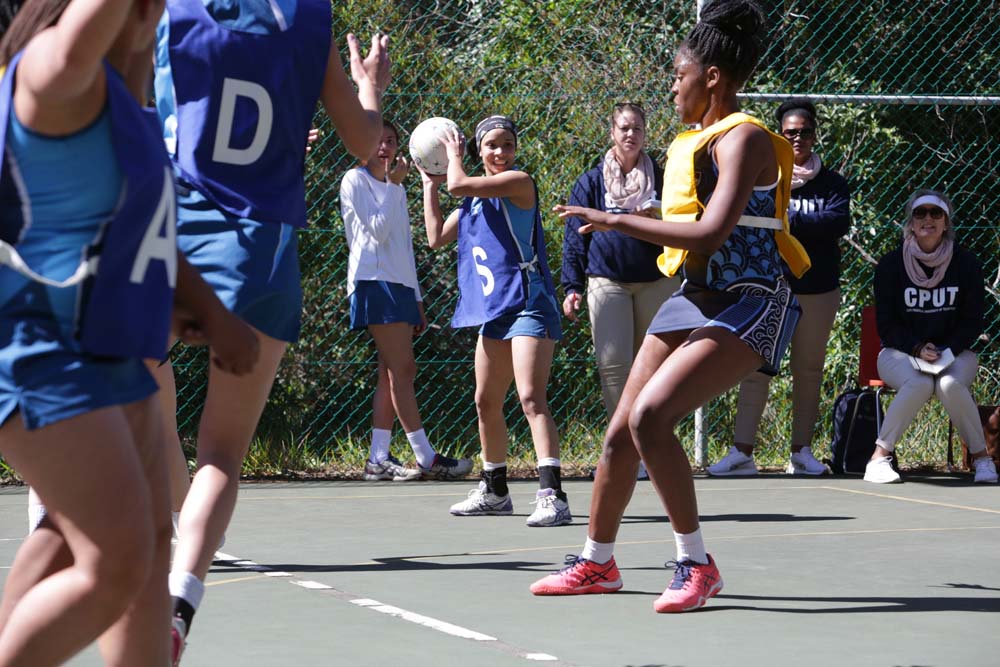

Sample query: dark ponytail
[0,0,70,67]
[681,0,766,87]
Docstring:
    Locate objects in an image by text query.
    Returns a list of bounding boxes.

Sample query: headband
[911,195,950,217]
[475,115,517,148]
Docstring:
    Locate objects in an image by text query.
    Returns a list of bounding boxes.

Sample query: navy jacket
[785,166,851,294]
[874,243,984,356]
[560,159,666,294]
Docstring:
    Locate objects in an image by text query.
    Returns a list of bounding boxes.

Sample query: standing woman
[709,99,850,476]
[340,119,473,481]
[867,189,997,484]
[561,102,680,477]
[0,0,256,664]
[152,0,390,658]
[420,115,572,527]
[531,0,809,611]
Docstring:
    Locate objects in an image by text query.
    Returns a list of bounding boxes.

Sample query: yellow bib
[656,112,811,278]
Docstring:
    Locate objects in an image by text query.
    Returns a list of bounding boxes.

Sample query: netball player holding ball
[419,116,572,528]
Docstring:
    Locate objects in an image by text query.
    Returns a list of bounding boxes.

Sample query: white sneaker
[449,481,513,516]
[973,456,999,483]
[864,456,901,484]
[706,447,758,476]
[786,447,829,475]
[526,488,572,527]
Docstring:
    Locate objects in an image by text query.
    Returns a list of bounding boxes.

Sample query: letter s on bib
[472,246,494,296]
[212,78,274,166]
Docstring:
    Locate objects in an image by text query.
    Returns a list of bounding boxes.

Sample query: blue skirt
[350,280,421,330]
[479,291,562,341]
[176,185,302,343]
[647,278,800,376]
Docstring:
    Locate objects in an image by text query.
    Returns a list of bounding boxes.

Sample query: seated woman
[868,189,998,484]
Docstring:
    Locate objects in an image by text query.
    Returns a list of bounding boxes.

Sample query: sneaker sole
[863,476,902,484]
[363,474,393,481]
[450,509,515,516]
[973,476,999,484]
[526,516,573,527]
[786,463,829,476]
[706,466,758,477]
[653,578,724,613]
[531,579,622,595]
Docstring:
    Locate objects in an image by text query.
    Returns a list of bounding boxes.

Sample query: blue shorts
[176,185,302,343]
[350,281,421,330]
[480,293,562,341]
[0,288,157,430]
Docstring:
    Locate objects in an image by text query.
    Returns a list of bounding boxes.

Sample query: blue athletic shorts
[0,287,157,430]
[350,280,421,330]
[176,185,302,343]
[479,292,562,341]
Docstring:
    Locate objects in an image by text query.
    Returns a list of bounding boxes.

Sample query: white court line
[212,551,576,665]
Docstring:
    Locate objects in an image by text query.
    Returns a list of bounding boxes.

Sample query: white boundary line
[212,551,568,665]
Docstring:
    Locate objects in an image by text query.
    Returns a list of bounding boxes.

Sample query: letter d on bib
[213,78,273,166]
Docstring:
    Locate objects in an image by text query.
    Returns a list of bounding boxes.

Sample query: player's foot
[364,455,422,481]
[973,456,999,483]
[525,488,572,527]
[863,455,901,484]
[170,616,187,667]
[530,555,623,595]
[449,481,513,515]
[653,555,723,613]
[706,446,758,476]
[420,453,474,480]
[786,446,829,475]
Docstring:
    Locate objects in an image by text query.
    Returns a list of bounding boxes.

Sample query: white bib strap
[737,215,783,230]
[0,241,98,288]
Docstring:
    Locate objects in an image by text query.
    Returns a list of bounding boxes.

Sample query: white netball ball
[408,117,459,175]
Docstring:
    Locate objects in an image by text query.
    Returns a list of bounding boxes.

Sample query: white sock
[482,460,506,471]
[581,537,615,564]
[537,457,561,468]
[27,488,46,534]
[368,428,391,463]
[169,571,205,610]
[405,429,436,469]
[674,528,708,565]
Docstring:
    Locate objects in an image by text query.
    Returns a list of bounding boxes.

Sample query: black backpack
[829,388,890,474]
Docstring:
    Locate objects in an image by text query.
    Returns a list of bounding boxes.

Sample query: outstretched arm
[319,33,390,160]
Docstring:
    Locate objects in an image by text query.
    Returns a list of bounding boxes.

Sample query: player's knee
[517,392,549,419]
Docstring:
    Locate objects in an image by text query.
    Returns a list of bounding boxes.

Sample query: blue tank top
[682,150,785,291]
[154,0,330,226]
[0,55,177,359]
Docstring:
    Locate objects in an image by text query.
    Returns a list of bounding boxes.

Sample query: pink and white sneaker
[170,616,187,666]
[530,555,623,595]
[653,555,724,613]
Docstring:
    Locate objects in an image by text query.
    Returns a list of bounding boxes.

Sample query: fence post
[694,406,706,467]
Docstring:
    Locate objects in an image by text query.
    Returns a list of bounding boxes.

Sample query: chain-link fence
[171,0,1000,472]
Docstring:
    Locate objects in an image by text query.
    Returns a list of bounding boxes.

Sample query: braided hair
[681,0,766,87]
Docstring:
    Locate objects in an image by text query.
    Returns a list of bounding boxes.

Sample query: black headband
[475,115,517,149]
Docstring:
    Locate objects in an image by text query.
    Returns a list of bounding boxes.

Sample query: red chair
[844,305,888,446]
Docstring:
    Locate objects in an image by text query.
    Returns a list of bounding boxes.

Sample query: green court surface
[1,474,998,666]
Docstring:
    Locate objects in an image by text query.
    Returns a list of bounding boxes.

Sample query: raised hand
[347,32,391,94]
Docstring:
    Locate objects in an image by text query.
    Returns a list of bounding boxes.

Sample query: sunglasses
[782,128,816,140]
[912,207,946,220]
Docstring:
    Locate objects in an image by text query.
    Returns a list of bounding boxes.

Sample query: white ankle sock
[674,528,708,565]
[537,457,561,468]
[368,428,391,463]
[482,460,506,471]
[405,429,436,469]
[581,537,615,564]
[169,571,205,610]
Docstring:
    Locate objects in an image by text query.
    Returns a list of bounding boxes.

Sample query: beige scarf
[903,235,953,288]
[603,149,655,211]
[790,153,821,190]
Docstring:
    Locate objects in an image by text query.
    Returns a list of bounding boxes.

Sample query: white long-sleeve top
[340,167,422,300]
